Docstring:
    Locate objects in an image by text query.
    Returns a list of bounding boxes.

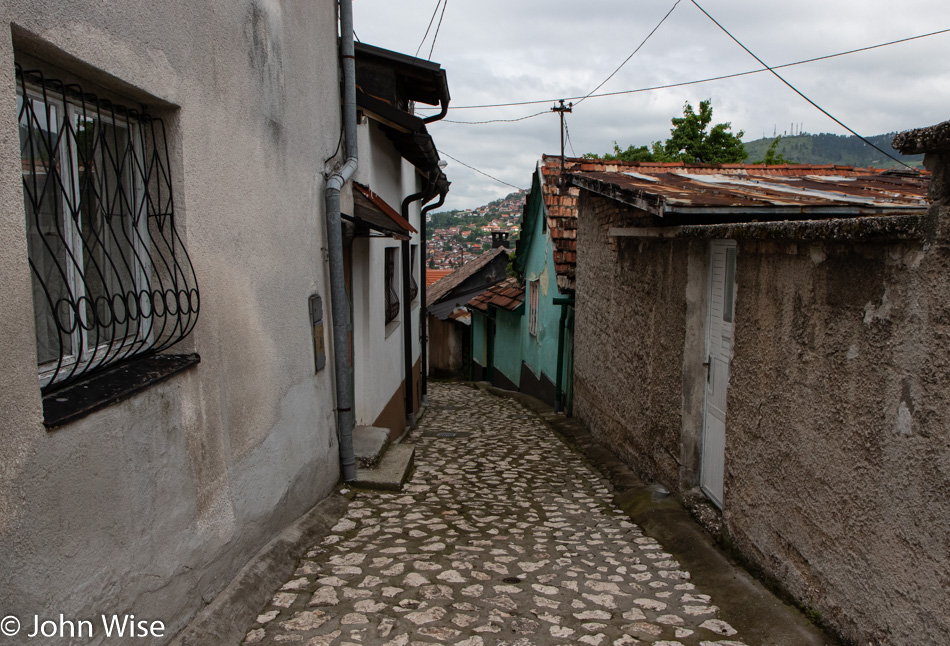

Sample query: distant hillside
[743,133,923,168]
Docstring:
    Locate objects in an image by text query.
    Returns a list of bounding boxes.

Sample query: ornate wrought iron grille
[16,65,199,392]
[385,247,400,324]
[409,244,419,302]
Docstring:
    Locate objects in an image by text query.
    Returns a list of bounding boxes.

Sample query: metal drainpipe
[401,189,428,428]
[419,193,446,406]
[325,0,358,482]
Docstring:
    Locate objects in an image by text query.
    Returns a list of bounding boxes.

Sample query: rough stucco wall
[0,1,341,641]
[573,193,689,492]
[521,212,561,383]
[493,307,524,388]
[472,313,486,366]
[726,236,950,645]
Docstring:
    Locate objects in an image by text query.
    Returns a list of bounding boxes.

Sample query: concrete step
[352,425,390,468]
[353,444,414,491]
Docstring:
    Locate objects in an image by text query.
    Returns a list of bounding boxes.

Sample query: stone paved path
[243,383,749,646]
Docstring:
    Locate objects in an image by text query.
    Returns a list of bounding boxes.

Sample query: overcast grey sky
[352,0,950,211]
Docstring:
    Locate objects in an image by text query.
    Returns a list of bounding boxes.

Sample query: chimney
[491,230,510,249]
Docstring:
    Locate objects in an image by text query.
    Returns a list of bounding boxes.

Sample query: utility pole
[551,99,573,188]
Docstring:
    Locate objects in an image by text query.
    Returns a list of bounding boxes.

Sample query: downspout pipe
[422,99,448,124]
[419,191,446,405]
[553,296,575,414]
[326,0,358,482]
[401,188,429,428]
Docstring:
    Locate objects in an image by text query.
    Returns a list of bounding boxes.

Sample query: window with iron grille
[409,244,419,303]
[528,279,539,336]
[385,247,399,324]
[16,64,199,392]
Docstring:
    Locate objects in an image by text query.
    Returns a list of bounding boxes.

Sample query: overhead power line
[437,150,525,190]
[428,0,449,59]
[564,116,577,157]
[575,0,681,107]
[444,110,550,125]
[415,0,443,58]
[418,28,950,111]
[688,0,915,170]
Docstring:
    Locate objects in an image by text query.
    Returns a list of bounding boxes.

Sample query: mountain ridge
[743,132,923,168]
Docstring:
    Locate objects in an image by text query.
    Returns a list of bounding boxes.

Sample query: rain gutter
[401,188,428,428]
[420,191,447,405]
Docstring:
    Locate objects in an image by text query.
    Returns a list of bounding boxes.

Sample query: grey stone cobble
[244,383,748,646]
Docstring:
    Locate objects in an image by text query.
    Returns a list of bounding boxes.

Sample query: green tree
[587,99,747,164]
[753,136,792,165]
[663,100,745,163]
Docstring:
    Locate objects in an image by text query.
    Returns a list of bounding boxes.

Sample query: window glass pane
[723,247,736,323]
[19,94,73,364]
[77,113,137,345]
[385,247,399,324]
[16,66,198,392]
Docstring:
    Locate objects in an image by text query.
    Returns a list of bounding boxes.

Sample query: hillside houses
[426,190,525,268]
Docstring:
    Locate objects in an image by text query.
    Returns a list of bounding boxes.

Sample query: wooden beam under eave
[608,226,685,238]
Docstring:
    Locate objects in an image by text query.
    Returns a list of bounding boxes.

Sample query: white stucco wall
[351,120,423,430]
[0,1,342,641]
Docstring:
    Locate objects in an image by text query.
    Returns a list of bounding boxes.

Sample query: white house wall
[351,120,422,432]
[0,0,342,640]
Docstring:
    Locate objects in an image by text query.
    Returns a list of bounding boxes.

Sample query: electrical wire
[689,0,915,170]
[574,0,681,107]
[438,150,525,190]
[415,0,443,57]
[428,0,448,60]
[416,28,950,111]
[444,110,549,125]
[564,116,577,157]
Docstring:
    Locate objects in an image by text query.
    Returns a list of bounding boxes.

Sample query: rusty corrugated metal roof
[565,160,928,215]
[468,276,525,313]
[537,155,929,288]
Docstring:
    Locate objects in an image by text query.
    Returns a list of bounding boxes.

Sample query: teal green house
[469,156,578,412]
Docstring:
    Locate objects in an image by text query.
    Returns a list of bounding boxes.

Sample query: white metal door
[701,241,737,508]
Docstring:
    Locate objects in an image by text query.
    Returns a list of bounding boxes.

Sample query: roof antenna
[551,99,573,189]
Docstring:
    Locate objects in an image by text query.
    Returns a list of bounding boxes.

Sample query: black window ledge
[43,353,200,430]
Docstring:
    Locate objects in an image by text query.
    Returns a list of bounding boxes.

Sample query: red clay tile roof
[539,156,585,292]
[467,276,524,313]
[425,269,453,287]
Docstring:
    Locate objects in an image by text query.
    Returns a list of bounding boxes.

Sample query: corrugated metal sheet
[568,163,928,214]
[536,155,930,289]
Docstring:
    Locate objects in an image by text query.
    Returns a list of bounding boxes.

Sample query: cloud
[354,0,950,210]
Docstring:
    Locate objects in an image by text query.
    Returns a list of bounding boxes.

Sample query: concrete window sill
[42,353,200,429]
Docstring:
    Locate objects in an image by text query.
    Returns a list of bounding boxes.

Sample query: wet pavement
[243,382,750,646]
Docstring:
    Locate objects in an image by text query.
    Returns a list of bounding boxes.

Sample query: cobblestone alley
[243,382,753,646]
